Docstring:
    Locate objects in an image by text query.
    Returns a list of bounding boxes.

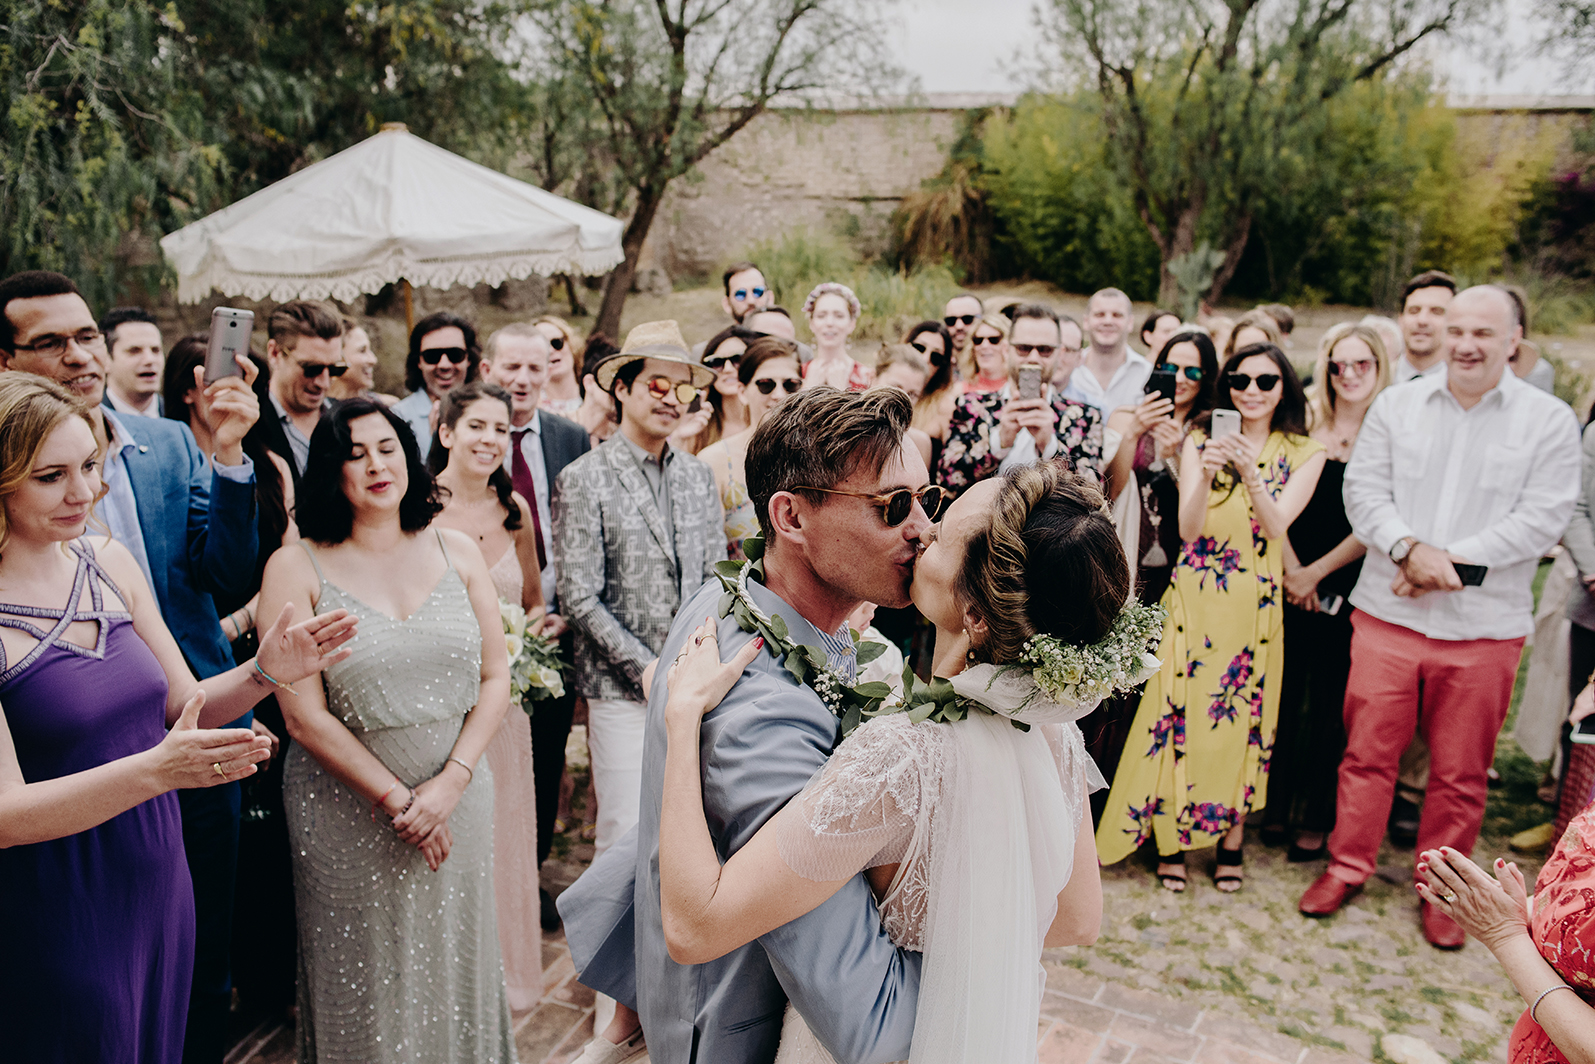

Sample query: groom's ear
[768,491,808,548]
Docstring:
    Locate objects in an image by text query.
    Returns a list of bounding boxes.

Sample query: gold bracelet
[446,756,474,782]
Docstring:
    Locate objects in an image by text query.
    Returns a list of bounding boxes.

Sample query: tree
[1041,0,1485,307]
[528,0,898,338]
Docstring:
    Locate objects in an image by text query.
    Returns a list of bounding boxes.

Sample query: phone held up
[1146,369,1177,406]
[1209,408,1242,440]
[204,308,255,385]
[1016,364,1044,401]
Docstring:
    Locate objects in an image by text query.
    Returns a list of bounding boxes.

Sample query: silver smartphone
[1210,408,1242,440]
[204,308,255,384]
[1016,364,1044,400]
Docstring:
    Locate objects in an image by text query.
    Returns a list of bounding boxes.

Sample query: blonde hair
[874,343,929,381]
[0,373,103,555]
[1308,322,1391,430]
[532,315,583,377]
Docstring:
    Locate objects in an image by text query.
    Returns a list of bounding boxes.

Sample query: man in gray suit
[554,320,726,862]
[560,387,932,1064]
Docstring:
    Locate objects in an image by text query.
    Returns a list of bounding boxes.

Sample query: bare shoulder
[438,526,488,573]
[261,539,317,594]
[82,536,142,586]
[508,491,535,528]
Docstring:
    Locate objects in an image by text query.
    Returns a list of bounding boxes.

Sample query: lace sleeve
[1041,721,1106,833]
[775,714,943,882]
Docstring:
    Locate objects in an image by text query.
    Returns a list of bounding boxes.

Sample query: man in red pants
[1299,285,1581,947]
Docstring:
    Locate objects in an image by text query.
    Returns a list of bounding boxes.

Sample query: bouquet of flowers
[500,600,566,708]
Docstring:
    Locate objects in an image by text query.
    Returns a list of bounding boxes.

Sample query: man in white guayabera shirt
[1299,285,1580,950]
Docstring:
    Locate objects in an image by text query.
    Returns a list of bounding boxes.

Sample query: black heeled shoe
[1156,853,1188,893]
[1214,842,1244,893]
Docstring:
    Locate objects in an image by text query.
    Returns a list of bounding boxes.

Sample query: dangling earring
[963,628,976,664]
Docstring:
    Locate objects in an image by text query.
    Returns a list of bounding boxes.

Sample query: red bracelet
[372,779,401,821]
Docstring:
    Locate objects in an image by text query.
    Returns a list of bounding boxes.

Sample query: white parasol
[160,123,624,308]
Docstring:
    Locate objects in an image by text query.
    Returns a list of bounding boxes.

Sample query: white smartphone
[204,308,254,384]
[1210,408,1242,440]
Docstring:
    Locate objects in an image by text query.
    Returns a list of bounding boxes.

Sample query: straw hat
[594,319,716,392]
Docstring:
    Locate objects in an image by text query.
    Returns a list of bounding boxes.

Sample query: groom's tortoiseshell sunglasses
[794,484,950,526]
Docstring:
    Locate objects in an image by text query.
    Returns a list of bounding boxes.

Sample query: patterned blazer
[935,388,1103,491]
[553,437,727,702]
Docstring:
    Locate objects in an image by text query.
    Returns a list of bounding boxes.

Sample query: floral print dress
[1096,430,1323,863]
[1510,801,1595,1063]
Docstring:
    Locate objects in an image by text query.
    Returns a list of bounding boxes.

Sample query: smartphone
[1146,369,1177,406]
[1454,563,1489,587]
[1210,408,1242,440]
[1573,716,1595,745]
[1017,364,1044,400]
[205,308,254,384]
[1317,592,1344,616]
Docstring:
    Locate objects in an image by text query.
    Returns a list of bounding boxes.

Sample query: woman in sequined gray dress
[259,398,515,1063]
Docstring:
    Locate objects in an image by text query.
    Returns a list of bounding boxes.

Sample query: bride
[656,462,1161,1063]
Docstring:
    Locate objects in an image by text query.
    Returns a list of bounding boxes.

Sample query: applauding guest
[260,399,515,1062]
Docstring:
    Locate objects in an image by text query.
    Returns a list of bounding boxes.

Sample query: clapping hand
[152,690,272,790]
[665,617,764,724]
[255,603,358,687]
[1415,846,1531,952]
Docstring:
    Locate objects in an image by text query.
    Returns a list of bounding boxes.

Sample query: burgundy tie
[511,428,548,571]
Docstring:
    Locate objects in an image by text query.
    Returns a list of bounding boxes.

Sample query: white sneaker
[570,1027,647,1064]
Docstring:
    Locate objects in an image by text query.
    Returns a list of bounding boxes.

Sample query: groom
[559,387,933,1064]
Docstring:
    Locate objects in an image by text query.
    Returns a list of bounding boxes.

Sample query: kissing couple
[560,387,1162,1064]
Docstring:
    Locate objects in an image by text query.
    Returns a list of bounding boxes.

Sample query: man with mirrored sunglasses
[260,300,345,482]
[722,261,773,324]
[392,311,481,461]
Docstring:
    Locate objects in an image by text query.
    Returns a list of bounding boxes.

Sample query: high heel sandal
[1156,853,1188,893]
[1214,841,1244,893]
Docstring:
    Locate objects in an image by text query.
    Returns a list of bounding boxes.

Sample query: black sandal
[1214,843,1244,893]
[1156,853,1188,893]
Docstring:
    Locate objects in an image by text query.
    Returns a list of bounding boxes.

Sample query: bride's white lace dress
[769,665,1106,1064]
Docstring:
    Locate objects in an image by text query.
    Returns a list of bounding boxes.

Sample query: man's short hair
[723,261,761,295]
[1500,284,1530,332]
[0,271,82,352]
[484,321,549,362]
[1257,303,1294,336]
[746,387,913,543]
[268,300,344,356]
[945,291,983,310]
[1402,270,1457,305]
[752,305,792,322]
[99,307,160,353]
[1009,303,1061,332]
[1088,287,1132,310]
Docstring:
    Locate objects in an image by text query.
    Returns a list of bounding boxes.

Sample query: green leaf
[718,590,736,619]
[767,613,789,641]
[799,644,829,668]
[840,704,862,736]
[714,560,742,580]
[854,681,892,699]
[742,535,765,561]
[855,640,889,666]
[906,701,937,723]
[786,653,809,684]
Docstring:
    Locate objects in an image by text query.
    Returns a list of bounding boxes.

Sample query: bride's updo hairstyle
[957,463,1130,665]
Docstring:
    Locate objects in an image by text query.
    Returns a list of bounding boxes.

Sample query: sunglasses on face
[644,375,699,404]
[1226,373,1281,392]
[1011,343,1057,356]
[909,341,948,364]
[1328,358,1375,377]
[732,286,768,302]
[944,314,979,327]
[299,361,349,379]
[971,334,1003,346]
[752,376,802,396]
[796,484,951,526]
[546,336,565,351]
[703,352,743,370]
[420,346,470,366]
[1157,363,1205,381]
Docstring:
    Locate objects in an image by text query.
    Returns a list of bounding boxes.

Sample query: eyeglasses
[944,314,978,327]
[1226,373,1281,392]
[795,484,950,526]
[547,336,565,351]
[752,377,802,395]
[703,352,743,370]
[299,361,349,379]
[732,286,768,302]
[1157,363,1205,381]
[420,346,470,366]
[1328,358,1375,377]
[909,341,948,364]
[1011,343,1057,356]
[644,375,699,404]
[12,327,106,358]
[971,334,1003,346]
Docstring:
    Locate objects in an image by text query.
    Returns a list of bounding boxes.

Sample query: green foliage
[745,229,960,341]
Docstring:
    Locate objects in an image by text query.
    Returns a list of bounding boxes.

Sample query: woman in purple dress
[0,373,355,1063]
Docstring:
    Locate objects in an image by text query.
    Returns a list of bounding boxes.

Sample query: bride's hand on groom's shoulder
[664,618,764,726]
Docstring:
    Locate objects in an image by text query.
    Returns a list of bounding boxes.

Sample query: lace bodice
[775,713,1094,950]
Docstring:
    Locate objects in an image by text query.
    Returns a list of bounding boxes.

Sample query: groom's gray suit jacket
[559,577,922,1064]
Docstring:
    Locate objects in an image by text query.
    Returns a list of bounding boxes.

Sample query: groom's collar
[744,576,858,681]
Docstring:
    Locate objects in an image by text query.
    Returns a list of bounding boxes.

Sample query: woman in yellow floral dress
[1097,343,1325,893]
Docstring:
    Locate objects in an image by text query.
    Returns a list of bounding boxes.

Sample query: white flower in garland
[1020,600,1165,707]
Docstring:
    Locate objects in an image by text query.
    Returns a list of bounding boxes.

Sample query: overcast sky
[888,0,1594,98]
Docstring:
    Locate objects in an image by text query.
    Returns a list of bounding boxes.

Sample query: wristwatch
[1389,536,1418,565]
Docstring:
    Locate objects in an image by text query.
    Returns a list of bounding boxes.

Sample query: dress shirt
[97,409,254,596]
[1071,349,1152,414]
[987,383,1062,470]
[268,393,314,476]
[619,432,675,554]
[816,622,859,684]
[1391,353,1447,383]
[392,389,435,460]
[505,412,557,608]
[1344,371,1581,640]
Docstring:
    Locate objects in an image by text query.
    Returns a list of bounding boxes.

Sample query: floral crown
[1018,599,1166,707]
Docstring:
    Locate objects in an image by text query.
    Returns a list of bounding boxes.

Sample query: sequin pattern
[283,552,514,1063]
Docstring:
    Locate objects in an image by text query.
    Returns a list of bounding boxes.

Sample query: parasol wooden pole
[402,278,414,333]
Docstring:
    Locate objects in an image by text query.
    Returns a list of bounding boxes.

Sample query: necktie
[511,427,548,571]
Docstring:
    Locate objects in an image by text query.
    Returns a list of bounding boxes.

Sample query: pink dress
[486,548,545,1011]
[1511,803,1595,1062]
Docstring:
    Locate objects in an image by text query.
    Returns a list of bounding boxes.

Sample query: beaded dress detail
[283,533,514,1063]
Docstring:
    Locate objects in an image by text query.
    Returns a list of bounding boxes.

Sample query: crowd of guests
[6,253,1595,1064]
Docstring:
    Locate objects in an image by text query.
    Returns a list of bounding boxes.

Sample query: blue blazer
[112,413,259,687]
[560,578,921,1064]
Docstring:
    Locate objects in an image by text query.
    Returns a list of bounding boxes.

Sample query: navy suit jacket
[111,412,259,689]
[560,578,921,1064]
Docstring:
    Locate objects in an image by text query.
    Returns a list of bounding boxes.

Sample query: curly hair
[802,282,861,321]
[296,397,444,543]
[955,463,1130,666]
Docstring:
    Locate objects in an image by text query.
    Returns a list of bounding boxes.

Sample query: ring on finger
[213,762,225,777]
[1440,891,1458,904]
